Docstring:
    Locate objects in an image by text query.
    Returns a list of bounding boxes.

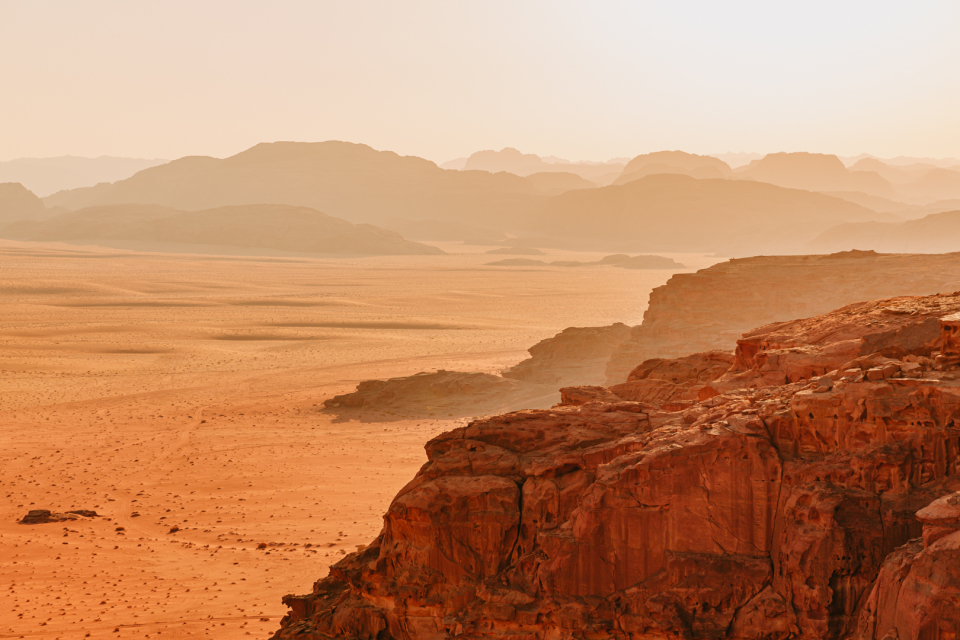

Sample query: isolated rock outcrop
[503,323,632,387]
[606,250,960,384]
[19,509,98,524]
[323,370,557,419]
[273,292,960,640]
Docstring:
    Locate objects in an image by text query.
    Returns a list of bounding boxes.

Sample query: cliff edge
[272,292,960,640]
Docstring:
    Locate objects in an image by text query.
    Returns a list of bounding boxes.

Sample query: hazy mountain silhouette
[847,158,937,185]
[818,191,913,214]
[42,142,545,229]
[0,156,166,197]
[613,151,732,185]
[2,203,444,256]
[439,157,469,170]
[710,152,763,168]
[525,172,596,196]
[735,152,896,198]
[0,182,56,224]
[379,218,506,244]
[898,168,960,201]
[840,153,960,168]
[534,174,894,255]
[461,147,624,184]
[808,210,960,254]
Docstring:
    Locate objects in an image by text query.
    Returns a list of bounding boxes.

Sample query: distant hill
[41,141,544,229]
[735,152,896,198]
[525,171,596,196]
[0,183,53,224]
[461,147,624,184]
[847,158,936,185]
[1,203,444,256]
[379,218,506,244]
[0,156,166,197]
[534,174,894,255]
[710,152,763,168]
[613,151,732,185]
[807,210,960,254]
[898,168,960,201]
[839,153,960,169]
[439,157,468,170]
[817,190,914,214]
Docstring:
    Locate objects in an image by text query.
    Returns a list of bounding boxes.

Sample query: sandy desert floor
[0,240,720,640]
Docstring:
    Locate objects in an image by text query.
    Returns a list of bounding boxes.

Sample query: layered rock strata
[273,292,960,640]
[605,251,960,384]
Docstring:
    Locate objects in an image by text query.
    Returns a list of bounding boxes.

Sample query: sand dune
[2,203,443,256]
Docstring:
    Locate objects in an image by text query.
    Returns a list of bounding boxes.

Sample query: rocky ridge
[272,292,960,640]
[606,250,960,384]
[322,371,557,419]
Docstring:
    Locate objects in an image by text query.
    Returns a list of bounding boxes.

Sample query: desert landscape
[0,240,718,639]
[4,3,960,640]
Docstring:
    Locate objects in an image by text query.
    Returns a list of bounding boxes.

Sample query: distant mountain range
[460,147,625,185]
[2,203,443,256]
[41,142,544,229]
[4,141,960,257]
[808,209,960,254]
[534,173,893,254]
[0,156,167,197]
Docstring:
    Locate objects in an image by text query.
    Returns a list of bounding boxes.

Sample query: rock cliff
[272,292,960,640]
[503,323,633,387]
[606,251,960,384]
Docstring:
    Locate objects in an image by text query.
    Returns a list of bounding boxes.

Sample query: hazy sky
[2,1,959,163]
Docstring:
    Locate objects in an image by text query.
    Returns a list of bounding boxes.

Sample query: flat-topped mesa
[605,251,960,385]
[273,292,960,640]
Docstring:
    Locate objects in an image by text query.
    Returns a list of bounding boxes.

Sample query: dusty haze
[5,2,960,640]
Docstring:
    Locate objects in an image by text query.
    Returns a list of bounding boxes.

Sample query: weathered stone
[273,293,960,640]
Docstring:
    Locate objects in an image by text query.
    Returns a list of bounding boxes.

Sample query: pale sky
[1,1,959,163]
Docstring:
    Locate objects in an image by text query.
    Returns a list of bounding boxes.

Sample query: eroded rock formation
[19,509,99,524]
[273,292,960,640]
[606,251,960,384]
[503,323,633,387]
[323,371,557,419]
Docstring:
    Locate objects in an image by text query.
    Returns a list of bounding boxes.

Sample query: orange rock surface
[274,292,960,640]
[605,251,960,384]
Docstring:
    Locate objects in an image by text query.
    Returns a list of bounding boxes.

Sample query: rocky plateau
[274,291,960,640]
[605,250,960,384]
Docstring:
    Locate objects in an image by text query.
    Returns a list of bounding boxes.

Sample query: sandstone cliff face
[273,293,960,640]
[606,251,960,384]
[503,323,633,387]
[855,492,960,640]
